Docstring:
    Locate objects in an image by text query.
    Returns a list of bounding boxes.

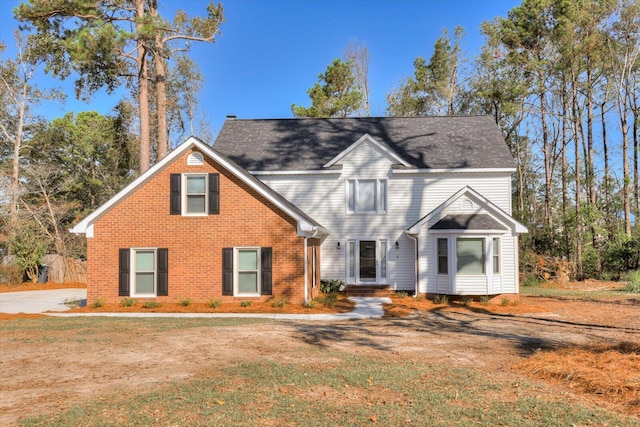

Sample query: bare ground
[0,291,638,425]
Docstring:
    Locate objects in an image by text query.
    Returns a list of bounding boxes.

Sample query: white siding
[256,140,515,293]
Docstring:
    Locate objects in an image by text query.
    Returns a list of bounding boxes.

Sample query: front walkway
[0,289,390,320]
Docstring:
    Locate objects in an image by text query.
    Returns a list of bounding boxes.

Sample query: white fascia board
[393,167,516,174]
[250,170,341,176]
[70,137,205,235]
[323,133,412,168]
[407,186,528,235]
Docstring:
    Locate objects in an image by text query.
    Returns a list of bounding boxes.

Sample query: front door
[346,239,388,284]
[359,240,376,281]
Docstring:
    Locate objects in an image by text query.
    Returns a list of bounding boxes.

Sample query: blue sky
[1,0,522,139]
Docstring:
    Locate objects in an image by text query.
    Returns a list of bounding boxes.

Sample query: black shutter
[118,249,130,296]
[261,247,272,295]
[170,174,181,215]
[208,173,219,214]
[157,248,169,296]
[222,248,233,295]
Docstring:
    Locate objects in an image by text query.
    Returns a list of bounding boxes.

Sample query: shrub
[461,296,473,306]
[91,298,106,308]
[177,297,192,307]
[395,291,408,299]
[0,264,23,285]
[206,298,222,308]
[623,270,640,293]
[240,300,252,307]
[63,297,80,308]
[316,292,338,307]
[142,301,162,309]
[303,301,315,309]
[320,279,344,294]
[9,226,47,283]
[480,296,490,306]
[120,298,135,307]
[433,294,448,304]
[521,272,543,287]
[271,297,287,308]
[501,297,511,306]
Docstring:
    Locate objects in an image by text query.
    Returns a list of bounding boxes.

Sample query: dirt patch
[0,282,87,293]
[1,284,638,425]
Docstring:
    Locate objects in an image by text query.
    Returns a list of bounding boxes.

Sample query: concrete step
[346,285,391,297]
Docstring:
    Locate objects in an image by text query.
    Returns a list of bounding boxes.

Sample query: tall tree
[344,40,371,117]
[14,0,224,173]
[387,26,465,116]
[291,59,363,118]
[0,34,62,234]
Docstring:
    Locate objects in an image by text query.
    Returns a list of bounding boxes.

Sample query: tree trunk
[152,1,168,161]
[9,83,27,235]
[136,0,150,174]
[572,76,583,279]
[561,79,569,260]
[539,70,553,243]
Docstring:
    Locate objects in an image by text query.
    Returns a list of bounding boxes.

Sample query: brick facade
[86,148,310,305]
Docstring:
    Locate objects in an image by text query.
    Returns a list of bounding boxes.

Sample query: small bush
[303,301,315,309]
[177,297,192,307]
[240,300,252,307]
[433,294,448,304]
[271,297,287,308]
[480,296,490,306]
[142,301,162,309]
[521,273,543,287]
[395,291,408,299]
[501,297,511,306]
[623,270,640,293]
[63,297,80,308]
[320,279,344,294]
[91,298,106,308]
[120,298,135,307]
[0,264,23,285]
[206,298,222,308]
[316,292,338,307]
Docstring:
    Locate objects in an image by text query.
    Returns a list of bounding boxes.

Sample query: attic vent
[187,152,205,166]
[459,199,474,210]
[360,144,373,156]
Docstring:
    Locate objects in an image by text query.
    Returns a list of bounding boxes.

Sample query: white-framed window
[183,173,208,215]
[346,238,389,283]
[437,238,448,274]
[132,248,156,296]
[493,237,501,274]
[456,238,485,275]
[235,248,261,296]
[346,179,387,214]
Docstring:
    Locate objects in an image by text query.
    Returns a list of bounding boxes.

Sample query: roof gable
[213,116,516,171]
[70,137,326,237]
[323,134,411,168]
[407,186,527,235]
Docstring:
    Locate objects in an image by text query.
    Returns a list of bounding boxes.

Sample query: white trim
[392,167,516,174]
[234,247,261,297]
[130,248,157,298]
[324,134,412,168]
[250,170,341,176]
[70,137,326,237]
[345,238,389,285]
[182,173,208,216]
[407,186,528,235]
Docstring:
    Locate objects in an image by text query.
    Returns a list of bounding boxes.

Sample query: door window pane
[457,238,485,274]
[359,240,376,280]
[380,241,387,279]
[348,241,355,279]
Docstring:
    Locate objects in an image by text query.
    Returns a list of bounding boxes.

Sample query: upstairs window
[185,174,207,214]
[347,179,387,214]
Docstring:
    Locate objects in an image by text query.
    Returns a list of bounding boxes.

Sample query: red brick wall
[86,148,308,305]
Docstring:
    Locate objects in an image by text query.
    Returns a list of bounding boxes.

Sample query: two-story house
[71,116,526,305]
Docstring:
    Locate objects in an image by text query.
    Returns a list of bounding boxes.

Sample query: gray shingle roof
[213,116,515,171]
[430,214,507,230]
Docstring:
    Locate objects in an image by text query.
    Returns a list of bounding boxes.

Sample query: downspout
[407,233,419,298]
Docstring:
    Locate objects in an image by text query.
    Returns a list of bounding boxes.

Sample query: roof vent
[187,152,205,166]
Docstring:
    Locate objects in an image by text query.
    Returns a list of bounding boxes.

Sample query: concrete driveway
[0,289,87,314]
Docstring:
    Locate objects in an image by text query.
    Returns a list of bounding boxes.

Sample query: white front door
[346,239,388,284]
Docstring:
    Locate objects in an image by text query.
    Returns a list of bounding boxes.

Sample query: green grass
[520,283,635,299]
[17,351,637,426]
